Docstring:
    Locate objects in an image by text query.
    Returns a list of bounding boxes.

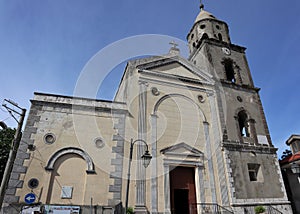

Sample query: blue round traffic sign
[24,193,36,204]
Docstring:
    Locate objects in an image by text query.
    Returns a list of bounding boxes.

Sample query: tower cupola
[187,4,231,54]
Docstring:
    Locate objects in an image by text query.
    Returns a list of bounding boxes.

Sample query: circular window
[28,178,39,189]
[151,87,160,96]
[200,24,206,29]
[237,96,243,102]
[44,133,56,144]
[216,25,220,30]
[94,138,105,149]
[198,95,205,103]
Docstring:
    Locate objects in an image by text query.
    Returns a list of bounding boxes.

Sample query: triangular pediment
[160,142,203,157]
[137,56,214,85]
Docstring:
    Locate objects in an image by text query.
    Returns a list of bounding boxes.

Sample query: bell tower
[187,4,231,55]
[185,4,292,213]
[187,4,265,143]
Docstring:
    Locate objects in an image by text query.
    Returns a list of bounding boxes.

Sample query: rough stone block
[109,185,121,192]
[8,179,23,188]
[110,171,122,178]
[4,195,19,203]
[16,152,30,159]
[5,188,16,195]
[113,192,121,200]
[112,134,123,141]
[111,158,122,165]
[114,178,122,186]
[112,146,123,153]
[12,165,27,173]
[13,158,24,166]
[9,173,20,180]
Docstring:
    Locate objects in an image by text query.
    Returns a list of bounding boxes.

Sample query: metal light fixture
[125,138,152,213]
[141,150,152,168]
[291,162,300,174]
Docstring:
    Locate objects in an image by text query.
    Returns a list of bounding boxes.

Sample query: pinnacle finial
[200,0,204,10]
[168,41,180,56]
[169,41,178,49]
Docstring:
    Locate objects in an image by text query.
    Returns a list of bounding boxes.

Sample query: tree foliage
[254,206,266,214]
[0,127,15,183]
[281,149,292,160]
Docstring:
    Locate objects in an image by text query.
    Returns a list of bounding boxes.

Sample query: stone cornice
[189,38,246,60]
[220,80,260,93]
[222,141,277,154]
[32,92,128,114]
[139,69,214,86]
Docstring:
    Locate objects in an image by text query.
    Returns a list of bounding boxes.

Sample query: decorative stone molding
[109,113,126,204]
[153,93,207,122]
[45,147,95,173]
[3,104,42,205]
[222,141,277,154]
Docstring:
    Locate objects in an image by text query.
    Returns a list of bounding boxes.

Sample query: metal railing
[243,205,283,214]
[267,205,283,214]
[191,203,234,214]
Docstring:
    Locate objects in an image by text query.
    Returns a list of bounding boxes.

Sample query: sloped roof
[194,9,216,24]
[280,151,300,165]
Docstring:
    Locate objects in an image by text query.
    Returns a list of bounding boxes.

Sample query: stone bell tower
[188,4,268,146]
[186,4,292,213]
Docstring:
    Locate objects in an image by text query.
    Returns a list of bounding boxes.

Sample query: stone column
[135,81,148,213]
[248,119,259,145]
[195,166,205,214]
[208,93,229,205]
[203,122,217,203]
[151,114,158,213]
[164,164,171,214]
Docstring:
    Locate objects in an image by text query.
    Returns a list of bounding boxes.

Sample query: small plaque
[61,186,73,199]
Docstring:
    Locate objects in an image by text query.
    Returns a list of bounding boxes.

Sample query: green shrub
[254,206,266,214]
[126,207,134,214]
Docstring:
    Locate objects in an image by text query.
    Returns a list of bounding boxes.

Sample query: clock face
[222,47,231,55]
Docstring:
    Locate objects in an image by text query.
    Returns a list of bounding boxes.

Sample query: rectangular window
[292,141,300,153]
[248,163,262,182]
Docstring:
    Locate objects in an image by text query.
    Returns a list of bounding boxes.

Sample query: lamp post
[125,139,152,213]
[291,162,300,174]
[291,162,300,183]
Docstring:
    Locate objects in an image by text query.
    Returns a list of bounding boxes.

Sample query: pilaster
[135,80,148,213]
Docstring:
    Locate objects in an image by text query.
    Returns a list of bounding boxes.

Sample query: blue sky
[0,0,299,156]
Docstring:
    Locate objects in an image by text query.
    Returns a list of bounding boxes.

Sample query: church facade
[3,5,293,214]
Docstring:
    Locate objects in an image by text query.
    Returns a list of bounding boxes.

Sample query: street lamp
[291,162,300,174]
[291,162,300,184]
[125,138,152,213]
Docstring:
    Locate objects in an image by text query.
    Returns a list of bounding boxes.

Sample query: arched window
[224,59,236,83]
[218,33,223,41]
[238,110,250,137]
[201,33,208,40]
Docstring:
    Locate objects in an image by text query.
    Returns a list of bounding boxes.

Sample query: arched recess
[151,94,212,212]
[45,147,95,173]
[234,107,258,145]
[153,94,207,122]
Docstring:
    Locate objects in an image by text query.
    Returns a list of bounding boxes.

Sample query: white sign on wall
[257,135,269,145]
[44,205,80,214]
[61,186,73,199]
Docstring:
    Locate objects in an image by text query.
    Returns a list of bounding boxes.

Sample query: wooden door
[170,166,197,214]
